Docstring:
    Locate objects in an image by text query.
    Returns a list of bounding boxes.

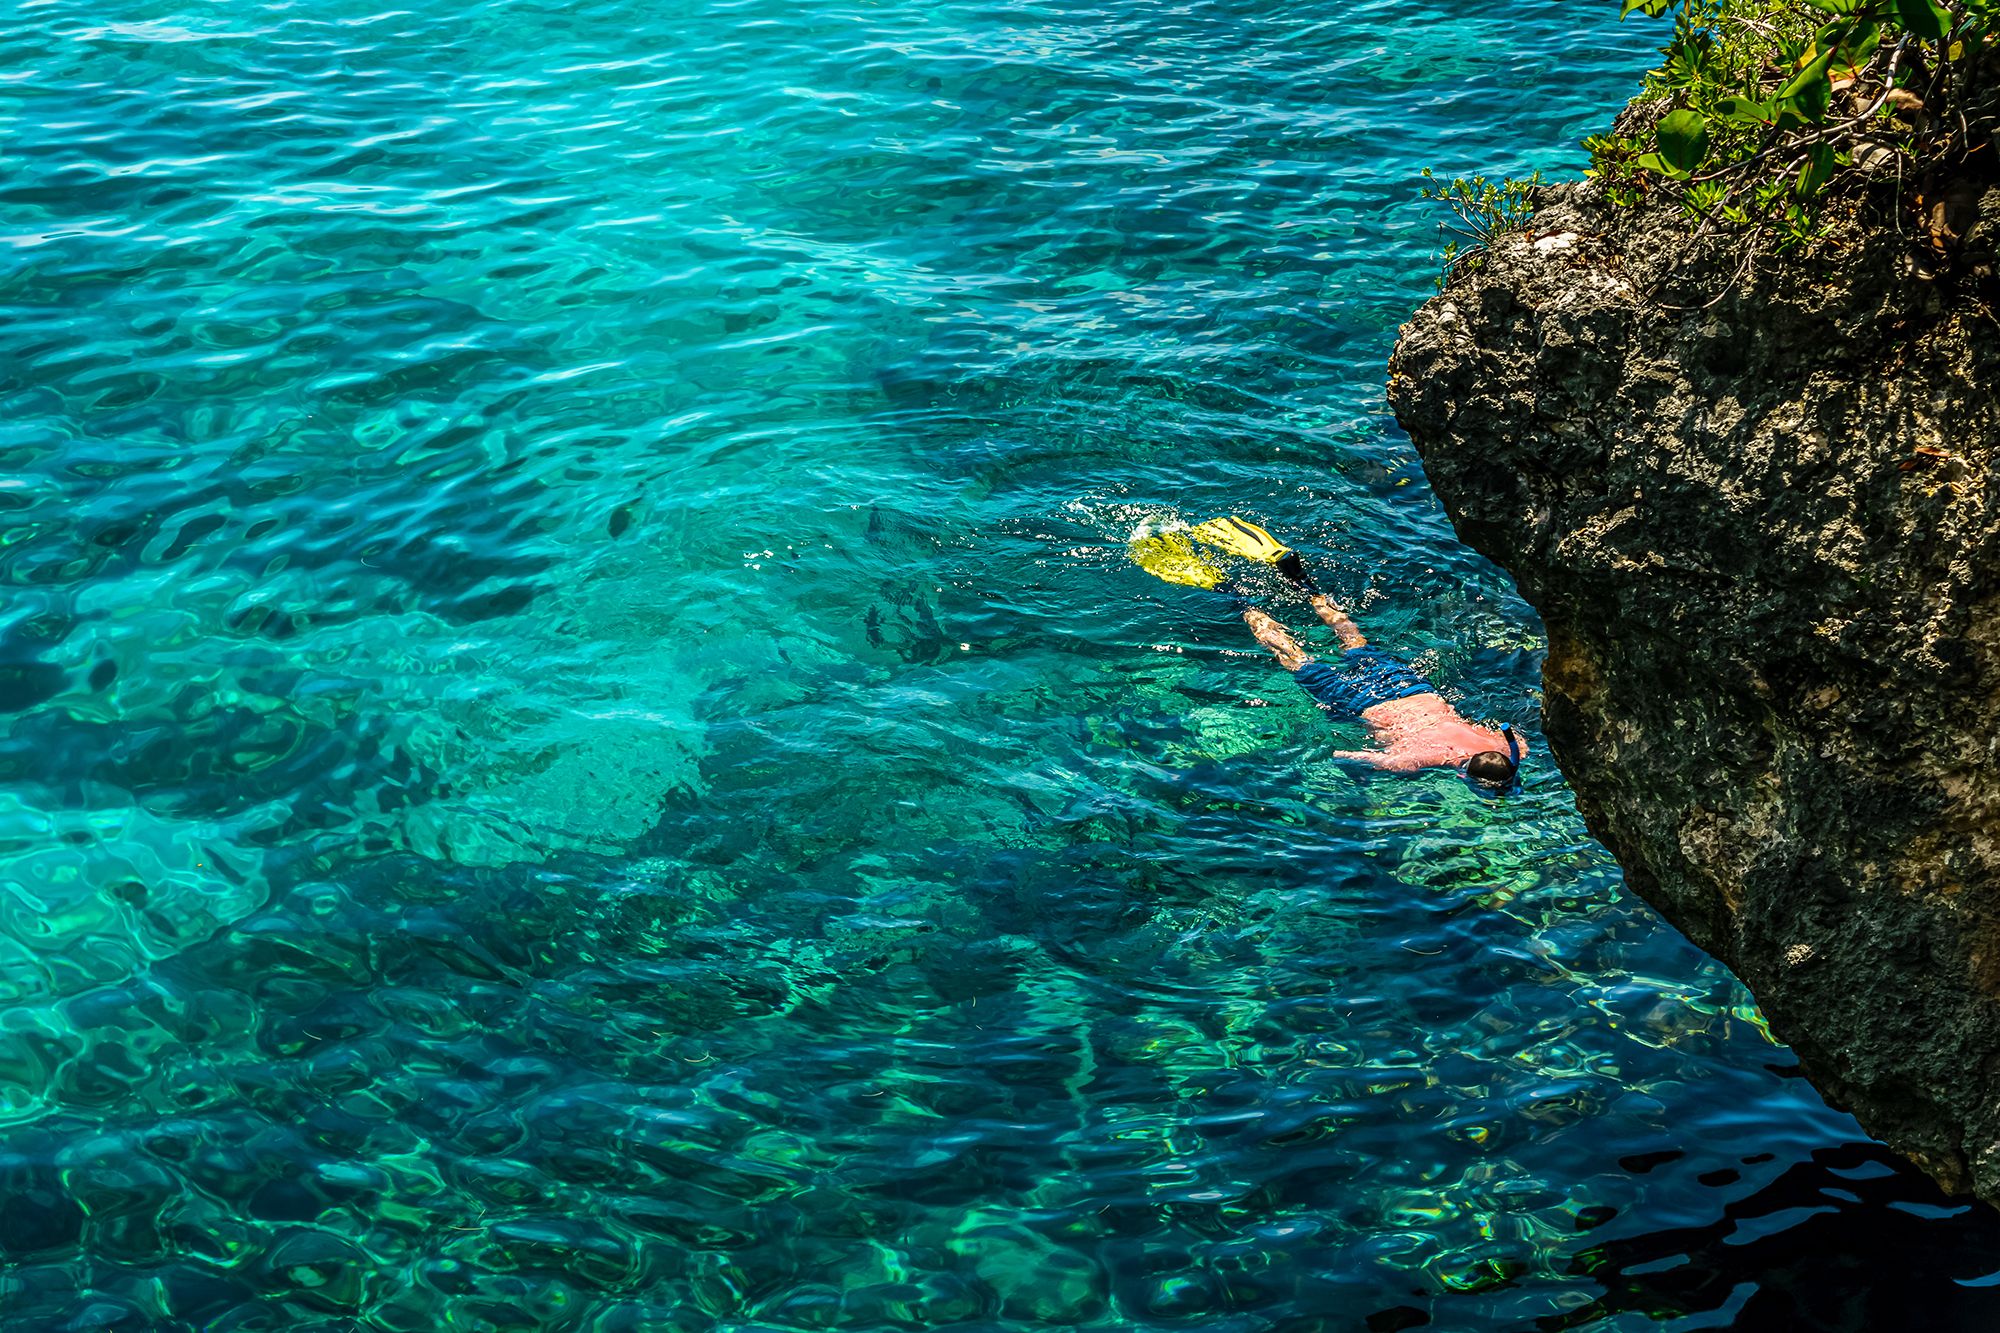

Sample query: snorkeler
[1131,517,1523,793]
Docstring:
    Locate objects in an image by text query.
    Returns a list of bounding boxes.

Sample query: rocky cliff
[1389,182,2000,1200]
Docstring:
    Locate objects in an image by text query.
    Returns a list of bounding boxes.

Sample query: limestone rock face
[1390,183,2000,1200]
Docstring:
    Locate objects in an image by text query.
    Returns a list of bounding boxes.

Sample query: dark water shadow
[1540,1141,2000,1331]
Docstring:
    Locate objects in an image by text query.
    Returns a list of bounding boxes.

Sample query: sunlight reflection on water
[5,0,1998,1327]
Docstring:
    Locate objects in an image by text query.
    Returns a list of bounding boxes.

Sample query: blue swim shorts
[1293,647,1435,719]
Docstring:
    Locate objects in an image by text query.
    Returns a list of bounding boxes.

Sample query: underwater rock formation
[1389,181,2000,1201]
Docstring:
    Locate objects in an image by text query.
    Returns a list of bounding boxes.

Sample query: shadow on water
[1540,1140,2000,1331]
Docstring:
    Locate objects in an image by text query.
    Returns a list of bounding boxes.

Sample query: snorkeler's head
[1465,750,1518,790]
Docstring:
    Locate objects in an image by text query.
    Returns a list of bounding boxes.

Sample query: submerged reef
[1389,176,2000,1200]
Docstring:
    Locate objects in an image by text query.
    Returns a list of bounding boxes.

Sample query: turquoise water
[7,0,2000,1327]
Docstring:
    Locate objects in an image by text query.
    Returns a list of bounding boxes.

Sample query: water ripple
[3,0,1992,1327]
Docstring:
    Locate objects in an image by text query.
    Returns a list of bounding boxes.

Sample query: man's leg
[1302,593,1366,650]
[1242,608,1312,671]
[1251,608,1375,723]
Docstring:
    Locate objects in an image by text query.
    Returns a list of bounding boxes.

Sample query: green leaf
[1776,46,1837,100]
[1774,47,1836,124]
[1796,143,1837,197]
[1890,0,1952,42]
[1716,94,1773,123]
[1636,151,1688,179]
[1654,109,1711,174]
[1838,20,1883,62]
[1794,69,1834,122]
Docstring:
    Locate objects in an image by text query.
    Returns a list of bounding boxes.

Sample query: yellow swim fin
[1190,515,1291,564]
[1190,515,1319,592]
[1129,531,1227,589]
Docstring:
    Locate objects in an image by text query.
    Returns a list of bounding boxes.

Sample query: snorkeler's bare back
[1328,694,1515,772]
[1243,592,1518,776]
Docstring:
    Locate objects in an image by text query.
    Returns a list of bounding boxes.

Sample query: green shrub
[1418,169,1544,284]
[1595,0,1998,245]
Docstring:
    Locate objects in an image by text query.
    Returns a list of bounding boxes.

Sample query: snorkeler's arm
[1328,748,1424,768]
[1327,747,1425,771]
[1304,593,1367,651]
